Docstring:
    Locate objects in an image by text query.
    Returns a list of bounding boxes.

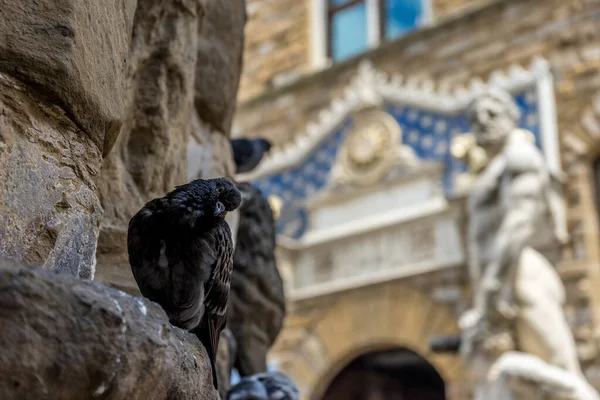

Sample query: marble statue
[457,88,599,400]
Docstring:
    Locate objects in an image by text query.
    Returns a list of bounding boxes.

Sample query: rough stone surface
[0,74,101,280]
[0,260,218,400]
[195,0,247,135]
[0,0,137,154]
[228,183,286,376]
[188,113,236,181]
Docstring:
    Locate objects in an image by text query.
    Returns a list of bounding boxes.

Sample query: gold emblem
[339,108,402,186]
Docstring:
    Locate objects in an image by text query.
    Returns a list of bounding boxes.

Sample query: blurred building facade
[232,0,600,399]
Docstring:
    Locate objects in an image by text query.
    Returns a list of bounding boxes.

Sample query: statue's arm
[477,144,546,313]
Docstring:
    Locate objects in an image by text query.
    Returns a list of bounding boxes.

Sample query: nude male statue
[461,88,583,381]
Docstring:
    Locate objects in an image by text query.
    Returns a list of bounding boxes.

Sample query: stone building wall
[240,0,310,101]
[234,0,597,145]
[238,0,491,102]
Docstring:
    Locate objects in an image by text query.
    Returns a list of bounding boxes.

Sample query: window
[382,0,426,40]
[328,1,368,62]
[314,0,430,65]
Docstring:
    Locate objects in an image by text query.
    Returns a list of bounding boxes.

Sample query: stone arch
[273,279,464,400]
[321,347,446,400]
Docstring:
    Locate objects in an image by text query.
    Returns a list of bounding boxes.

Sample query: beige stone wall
[237,0,496,103]
[432,0,492,19]
[239,0,310,102]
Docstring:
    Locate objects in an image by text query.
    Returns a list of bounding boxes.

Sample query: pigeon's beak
[214,201,226,216]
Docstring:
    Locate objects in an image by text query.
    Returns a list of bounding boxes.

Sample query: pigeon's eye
[216,186,224,195]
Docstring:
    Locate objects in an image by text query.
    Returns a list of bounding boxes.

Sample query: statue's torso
[468,139,557,272]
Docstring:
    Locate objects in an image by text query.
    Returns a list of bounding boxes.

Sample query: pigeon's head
[211,177,242,218]
[186,177,242,218]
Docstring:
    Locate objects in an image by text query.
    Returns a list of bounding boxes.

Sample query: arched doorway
[321,347,445,400]
[269,280,464,400]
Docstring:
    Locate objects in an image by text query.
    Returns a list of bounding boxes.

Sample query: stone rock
[228,183,286,376]
[0,73,102,280]
[0,260,219,400]
[0,0,137,155]
[195,0,247,134]
[188,112,236,181]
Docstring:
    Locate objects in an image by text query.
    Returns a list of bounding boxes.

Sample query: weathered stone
[227,183,286,376]
[0,0,137,155]
[0,260,218,400]
[0,73,101,280]
[195,0,247,134]
[188,112,236,181]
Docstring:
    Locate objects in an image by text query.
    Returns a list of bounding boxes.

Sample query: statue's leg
[516,304,582,377]
[514,248,582,377]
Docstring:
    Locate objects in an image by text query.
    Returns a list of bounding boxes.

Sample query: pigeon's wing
[127,195,207,323]
[196,222,235,388]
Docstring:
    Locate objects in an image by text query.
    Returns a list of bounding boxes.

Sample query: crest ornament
[338,109,403,186]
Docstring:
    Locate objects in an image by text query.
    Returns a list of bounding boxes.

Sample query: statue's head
[466,87,520,150]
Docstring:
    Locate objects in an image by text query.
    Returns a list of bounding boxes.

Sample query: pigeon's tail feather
[192,318,220,389]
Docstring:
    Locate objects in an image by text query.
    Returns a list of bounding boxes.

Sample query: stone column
[0,0,137,279]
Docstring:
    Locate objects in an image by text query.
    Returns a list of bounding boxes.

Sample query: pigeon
[127,177,242,389]
[227,377,268,400]
[231,138,272,174]
[227,372,299,400]
[256,372,299,400]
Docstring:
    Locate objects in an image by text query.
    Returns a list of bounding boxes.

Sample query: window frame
[311,0,433,68]
[326,0,368,62]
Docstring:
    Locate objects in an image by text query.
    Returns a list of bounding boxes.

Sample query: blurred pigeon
[127,177,242,389]
[227,376,269,400]
[256,372,299,400]
[231,138,272,174]
[227,372,299,400]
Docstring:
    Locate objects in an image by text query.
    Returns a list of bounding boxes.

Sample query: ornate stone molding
[237,57,559,181]
[562,92,600,166]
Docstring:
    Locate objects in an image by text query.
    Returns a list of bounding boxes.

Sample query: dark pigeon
[127,177,242,390]
[227,372,299,400]
[231,138,272,174]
